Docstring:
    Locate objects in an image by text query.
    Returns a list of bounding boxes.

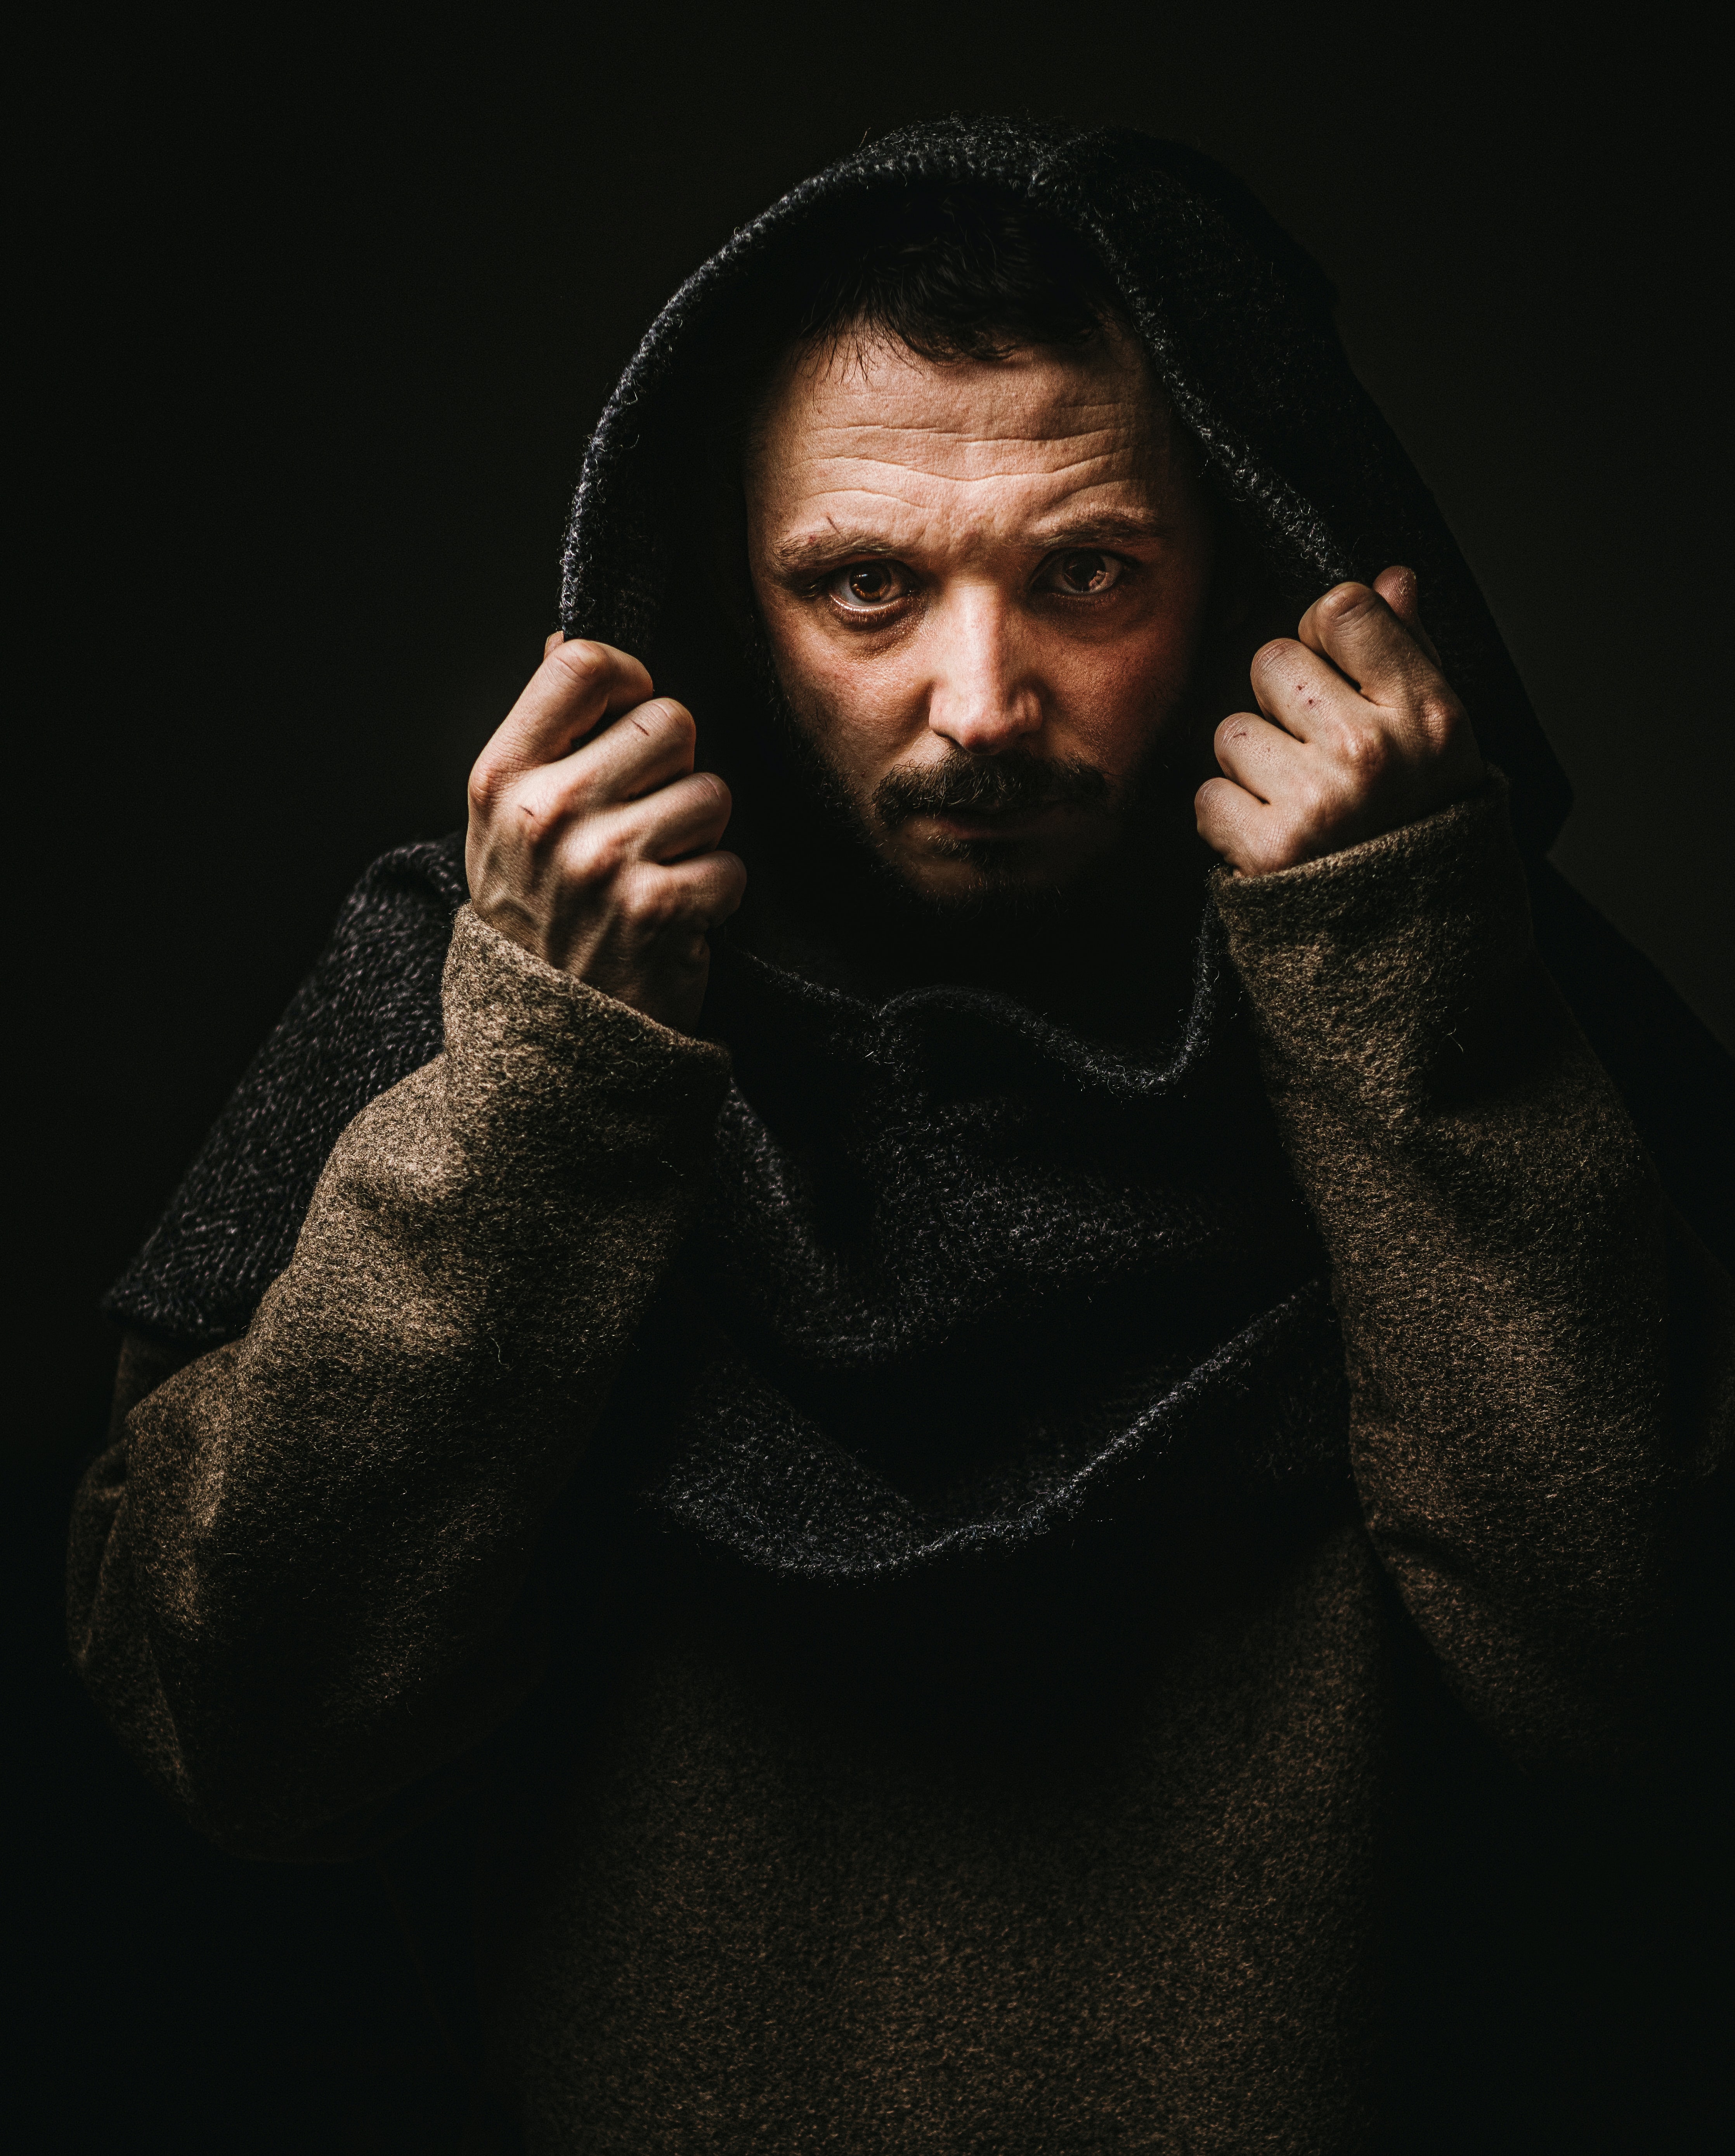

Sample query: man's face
[744,324,1216,904]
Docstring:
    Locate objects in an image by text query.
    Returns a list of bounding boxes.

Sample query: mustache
[871,749,1111,828]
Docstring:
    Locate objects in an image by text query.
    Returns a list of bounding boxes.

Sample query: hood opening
[557,115,1570,940]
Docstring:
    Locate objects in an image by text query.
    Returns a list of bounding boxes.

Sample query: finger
[1194,774,1287,876]
[1295,582,1442,711]
[486,639,655,777]
[622,849,748,932]
[1213,709,1309,799]
[1371,566,1442,667]
[570,695,699,804]
[1246,638,1360,744]
[593,770,734,868]
[543,629,565,660]
[509,697,697,834]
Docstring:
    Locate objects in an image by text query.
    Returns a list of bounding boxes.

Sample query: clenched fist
[1196,566,1485,875]
[466,636,747,1034]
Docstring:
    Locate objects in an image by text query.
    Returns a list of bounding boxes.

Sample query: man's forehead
[749,329,1176,552]
[759,331,1163,471]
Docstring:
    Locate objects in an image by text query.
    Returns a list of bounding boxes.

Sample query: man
[72,119,1730,2151]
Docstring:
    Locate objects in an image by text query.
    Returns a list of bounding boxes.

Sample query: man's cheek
[812,660,928,779]
[1054,645,1180,771]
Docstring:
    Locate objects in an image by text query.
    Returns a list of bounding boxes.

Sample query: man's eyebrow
[1029,510,1169,548]
[768,509,1170,575]
[768,529,903,574]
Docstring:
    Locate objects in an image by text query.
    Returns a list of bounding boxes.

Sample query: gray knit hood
[557,113,1570,856]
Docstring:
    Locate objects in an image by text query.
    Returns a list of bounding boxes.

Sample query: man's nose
[924,587,1044,754]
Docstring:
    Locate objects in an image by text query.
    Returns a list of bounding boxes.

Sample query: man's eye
[1047,550,1124,596]
[829,561,910,609]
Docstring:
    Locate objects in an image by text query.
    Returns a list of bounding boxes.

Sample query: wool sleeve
[66,905,732,1857]
[103,834,468,1346]
[1213,780,1732,1771]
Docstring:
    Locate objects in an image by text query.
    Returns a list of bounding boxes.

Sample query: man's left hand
[1196,565,1485,876]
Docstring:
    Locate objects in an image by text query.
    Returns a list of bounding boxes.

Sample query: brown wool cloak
[73,118,1734,2153]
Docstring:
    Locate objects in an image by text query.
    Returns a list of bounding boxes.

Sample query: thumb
[1372,566,1442,667]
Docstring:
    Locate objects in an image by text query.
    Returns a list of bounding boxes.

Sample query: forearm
[1217,782,1732,1766]
[68,906,730,1853]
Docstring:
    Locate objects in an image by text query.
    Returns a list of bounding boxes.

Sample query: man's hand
[466,635,746,1033]
[1195,566,1485,876]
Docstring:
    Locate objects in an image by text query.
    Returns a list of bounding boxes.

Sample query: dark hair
[788,181,1121,364]
[717,181,1131,486]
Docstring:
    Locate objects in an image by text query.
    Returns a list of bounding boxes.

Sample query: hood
[556,113,1570,858]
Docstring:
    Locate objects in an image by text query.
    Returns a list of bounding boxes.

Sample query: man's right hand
[466,636,746,1034]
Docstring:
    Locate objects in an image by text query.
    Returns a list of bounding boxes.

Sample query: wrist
[1212,773,1531,1095]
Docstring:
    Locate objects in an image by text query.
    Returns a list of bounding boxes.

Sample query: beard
[746,638,1156,927]
[722,614,1228,1032]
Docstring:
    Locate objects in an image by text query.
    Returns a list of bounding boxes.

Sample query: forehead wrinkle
[806,446,1146,485]
[804,360,1148,425]
[766,444,1165,563]
[805,419,1147,475]
[794,440,1149,494]
[812,394,1146,432]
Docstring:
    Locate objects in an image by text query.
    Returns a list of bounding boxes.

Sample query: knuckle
[548,637,611,686]
[622,867,681,929]
[650,698,697,747]
[1333,724,1390,780]
[467,757,504,813]
[1414,691,1463,744]
[568,821,627,884]
[515,783,575,848]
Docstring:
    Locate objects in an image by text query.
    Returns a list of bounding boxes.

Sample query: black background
[17,7,1729,2147]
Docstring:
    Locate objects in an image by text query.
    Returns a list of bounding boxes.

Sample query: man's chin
[874,834,1103,920]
